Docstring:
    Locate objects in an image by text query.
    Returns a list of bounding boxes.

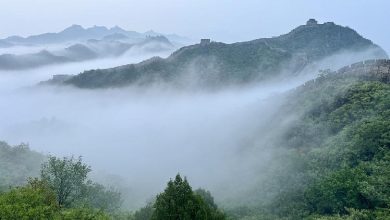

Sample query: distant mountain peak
[144,30,161,36]
[63,24,84,32]
[88,25,109,31]
[103,33,129,41]
[110,26,126,32]
[1,24,188,46]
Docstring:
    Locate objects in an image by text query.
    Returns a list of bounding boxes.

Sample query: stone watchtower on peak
[306,19,318,26]
[200,39,211,45]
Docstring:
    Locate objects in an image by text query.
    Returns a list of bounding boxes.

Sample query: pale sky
[1,0,389,53]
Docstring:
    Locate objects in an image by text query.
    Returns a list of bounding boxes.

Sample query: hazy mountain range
[0,25,194,70]
[0,36,174,70]
[0,24,192,47]
[52,20,387,89]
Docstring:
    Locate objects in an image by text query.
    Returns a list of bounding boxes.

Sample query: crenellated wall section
[337,59,390,83]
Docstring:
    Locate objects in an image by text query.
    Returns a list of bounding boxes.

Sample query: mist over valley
[1,9,390,220]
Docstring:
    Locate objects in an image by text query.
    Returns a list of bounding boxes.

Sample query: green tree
[83,183,122,213]
[152,174,225,220]
[58,207,111,220]
[41,155,91,208]
[194,189,218,210]
[194,188,226,220]
[134,202,154,220]
[0,178,59,219]
[0,141,44,191]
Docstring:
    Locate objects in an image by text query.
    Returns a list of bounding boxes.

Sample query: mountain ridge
[53,20,387,89]
[1,25,191,46]
[0,36,174,70]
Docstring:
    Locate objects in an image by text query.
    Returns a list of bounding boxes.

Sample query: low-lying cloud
[0,48,383,209]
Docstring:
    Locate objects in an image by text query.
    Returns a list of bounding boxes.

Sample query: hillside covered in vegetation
[225,60,390,219]
[2,60,389,219]
[53,20,387,89]
[0,142,44,191]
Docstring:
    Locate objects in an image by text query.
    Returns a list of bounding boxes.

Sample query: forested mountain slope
[228,59,390,219]
[2,60,389,219]
[0,142,44,191]
[56,20,387,89]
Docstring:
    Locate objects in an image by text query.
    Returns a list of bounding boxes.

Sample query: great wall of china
[336,59,390,83]
[301,59,390,89]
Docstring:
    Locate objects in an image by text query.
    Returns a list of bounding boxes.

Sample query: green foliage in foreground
[41,156,92,208]
[0,178,112,220]
[0,178,58,219]
[0,154,224,219]
[133,174,226,220]
[152,174,225,220]
[0,155,123,219]
[40,156,123,212]
[133,202,154,220]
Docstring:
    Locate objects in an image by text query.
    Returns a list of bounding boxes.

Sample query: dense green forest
[1,62,390,219]
[224,65,390,219]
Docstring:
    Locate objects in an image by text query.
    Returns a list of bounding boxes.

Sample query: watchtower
[306,19,318,26]
[200,39,211,45]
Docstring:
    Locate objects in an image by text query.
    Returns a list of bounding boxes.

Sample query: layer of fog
[0,44,72,55]
[0,48,382,209]
[0,38,177,71]
[0,49,173,91]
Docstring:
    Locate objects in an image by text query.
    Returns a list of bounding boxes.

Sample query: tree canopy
[152,174,225,220]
